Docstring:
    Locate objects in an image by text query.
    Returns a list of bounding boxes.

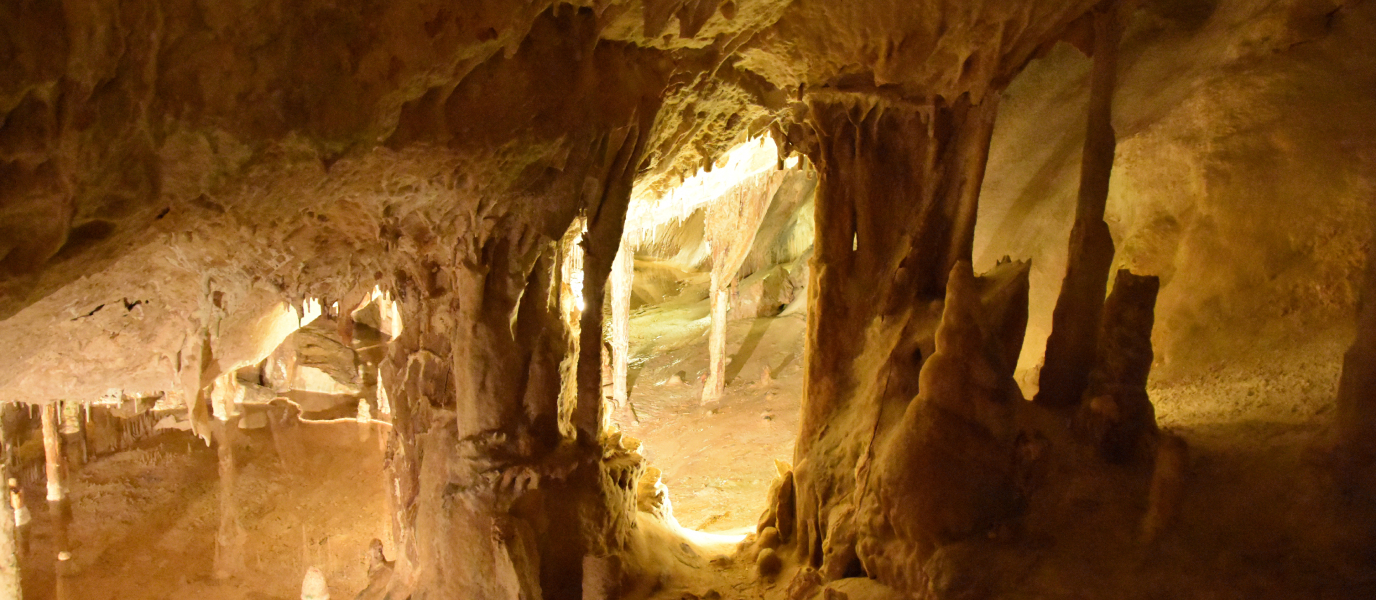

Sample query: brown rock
[756,547,783,579]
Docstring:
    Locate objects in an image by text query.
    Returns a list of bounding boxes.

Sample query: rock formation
[1036,1,1124,409]
[0,0,1373,598]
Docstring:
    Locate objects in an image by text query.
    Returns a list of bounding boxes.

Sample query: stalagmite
[609,242,634,408]
[1077,270,1161,463]
[214,416,244,579]
[855,261,1022,591]
[301,566,330,600]
[1035,1,1123,408]
[703,170,788,404]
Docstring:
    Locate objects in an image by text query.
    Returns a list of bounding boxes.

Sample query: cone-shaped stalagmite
[856,262,1022,591]
[1077,270,1161,463]
[1036,1,1124,408]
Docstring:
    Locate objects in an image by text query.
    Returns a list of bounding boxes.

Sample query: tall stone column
[41,403,71,584]
[702,170,788,404]
[609,242,634,408]
[366,9,666,597]
[0,410,20,600]
[213,416,243,579]
[1035,0,1123,408]
[575,122,649,439]
[789,91,1007,573]
[40,404,65,505]
[703,271,731,403]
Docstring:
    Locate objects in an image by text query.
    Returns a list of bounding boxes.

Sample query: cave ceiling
[0,0,1099,403]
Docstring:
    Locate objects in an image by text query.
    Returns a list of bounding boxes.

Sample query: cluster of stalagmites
[734,262,1182,599]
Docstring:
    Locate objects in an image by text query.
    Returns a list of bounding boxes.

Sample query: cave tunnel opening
[608,136,814,535]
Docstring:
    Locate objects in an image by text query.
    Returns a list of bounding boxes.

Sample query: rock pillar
[367,9,666,597]
[1077,270,1161,463]
[0,414,20,600]
[790,91,1006,574]
[41,403,71,584]
[702,170,788,403]
[575,123,647,439]
[1035,1,1123,408]
[40,404,65,504]
[213,416,244,579]
[609,243,634,408]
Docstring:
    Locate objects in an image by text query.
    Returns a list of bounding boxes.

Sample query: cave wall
[974,0,1376,384]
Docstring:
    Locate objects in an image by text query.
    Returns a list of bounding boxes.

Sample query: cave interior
[2,0,1376,598]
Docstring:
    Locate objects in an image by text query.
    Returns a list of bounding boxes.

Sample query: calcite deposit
[1,0,1375,599]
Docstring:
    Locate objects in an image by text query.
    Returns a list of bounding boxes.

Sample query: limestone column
[575,121,652,439]
[59,403,84,469]
[40,404,65,505]
[213,416,243,579]
[0,410,20,600]
[703,270,731,404]
[41,403,71,583]
[702,170,787,404]
[1035,0,1123,408]
[609,242,634,408]
[791,91,1004,568]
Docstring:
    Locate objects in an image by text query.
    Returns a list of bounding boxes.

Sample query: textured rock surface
[263,322,361,396]
[1077,269,1161,463]
[975,0,1376,384]
[854,263,1022,591]
[2,0,1374,598]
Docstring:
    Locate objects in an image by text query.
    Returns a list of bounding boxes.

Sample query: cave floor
[613,296,807,534]
[20,420,387,600]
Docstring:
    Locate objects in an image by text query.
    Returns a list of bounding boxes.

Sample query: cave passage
[2,1,1376,599]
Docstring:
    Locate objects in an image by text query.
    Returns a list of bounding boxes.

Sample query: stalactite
[1035,0,1122,409]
